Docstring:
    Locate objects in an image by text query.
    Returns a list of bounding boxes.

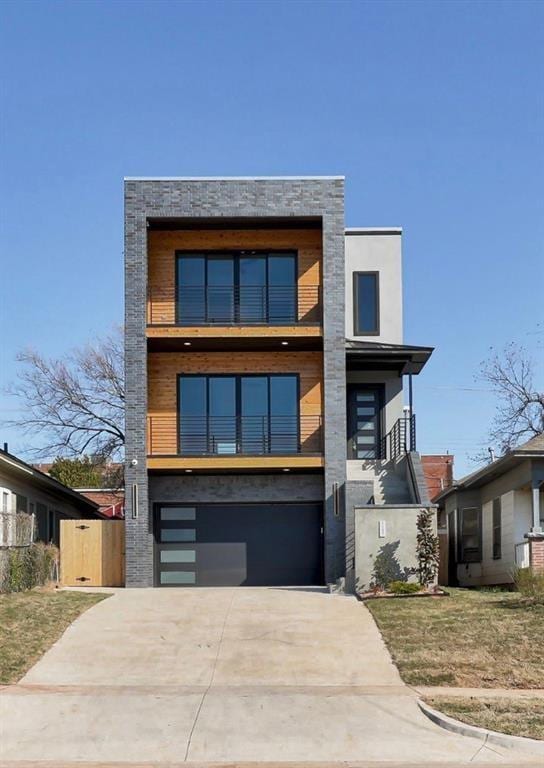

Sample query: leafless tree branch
[3,327,125,461]
[477,342,544,458]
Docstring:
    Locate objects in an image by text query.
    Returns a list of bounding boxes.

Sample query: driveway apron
[0,587,539,764]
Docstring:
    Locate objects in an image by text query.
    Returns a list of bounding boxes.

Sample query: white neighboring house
[0,448,101,547]
[435,434,544,586]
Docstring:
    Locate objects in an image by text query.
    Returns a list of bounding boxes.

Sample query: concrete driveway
[0,587,540,765]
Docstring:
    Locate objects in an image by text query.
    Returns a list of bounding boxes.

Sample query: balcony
[146,414,324,470]
[147,285,321,327]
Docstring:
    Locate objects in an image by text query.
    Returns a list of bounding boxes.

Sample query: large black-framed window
[353,272,379,335]
[178,374,299,455]
[457,507,482,563]
[176,251,297,325]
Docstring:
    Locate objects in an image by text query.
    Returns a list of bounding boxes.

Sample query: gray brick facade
[149,474,324,504]
[124,177,347,587]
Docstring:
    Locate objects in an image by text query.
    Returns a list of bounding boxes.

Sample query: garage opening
[154,502,323,587]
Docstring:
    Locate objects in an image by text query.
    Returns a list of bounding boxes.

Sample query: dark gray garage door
[154,503,322,587]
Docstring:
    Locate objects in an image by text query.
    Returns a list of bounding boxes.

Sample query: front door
[347,386,382,459]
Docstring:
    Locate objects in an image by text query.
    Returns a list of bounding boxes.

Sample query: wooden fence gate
[60,519,125,587]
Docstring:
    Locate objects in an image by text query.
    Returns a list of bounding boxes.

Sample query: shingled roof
[433,432,544,503]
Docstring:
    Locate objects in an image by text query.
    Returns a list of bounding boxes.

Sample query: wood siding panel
[147,456,324,471]
[146,325,322,339]
[147,351,323,456]
[147,229,322,325]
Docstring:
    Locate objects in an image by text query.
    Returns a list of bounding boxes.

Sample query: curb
[418,699,544,756]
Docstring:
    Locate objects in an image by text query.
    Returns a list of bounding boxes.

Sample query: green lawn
[0,589,107,684]
[425,696,544,741]
[366,588,544,688]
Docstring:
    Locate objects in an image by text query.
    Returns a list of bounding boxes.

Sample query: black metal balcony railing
[147,415,323,456]
[379,414,416,461]
[147,285,321,326]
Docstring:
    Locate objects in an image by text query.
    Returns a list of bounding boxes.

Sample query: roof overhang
[125,175,345,181]
[434,450,544,504]
[0,450,101,517]
[146,215,323,231]
[345,341,434,375]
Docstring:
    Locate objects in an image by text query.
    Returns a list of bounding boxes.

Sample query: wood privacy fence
[60,519,125,587]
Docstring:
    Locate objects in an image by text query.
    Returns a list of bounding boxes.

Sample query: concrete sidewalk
[0,587,541,764]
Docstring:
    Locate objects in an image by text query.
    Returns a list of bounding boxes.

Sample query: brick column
[528,535,544,572]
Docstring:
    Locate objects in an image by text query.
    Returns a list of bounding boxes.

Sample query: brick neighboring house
[31,463,125,519]
[421,454,455,585]
[421,455,454,500]
[75,490,125,519]
[435,433,544,586]
[125,176,435,589]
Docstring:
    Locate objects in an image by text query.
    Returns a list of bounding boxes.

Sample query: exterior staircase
[350,459,414,505]
[373,462,412,504]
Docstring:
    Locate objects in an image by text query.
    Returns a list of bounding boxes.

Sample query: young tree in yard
[49,457,101,488]
[416,508,440,587]
[479,342,544,456]
[5,328,124,462]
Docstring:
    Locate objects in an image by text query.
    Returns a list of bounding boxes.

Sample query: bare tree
[479,342,544,456]
[5,328,124,461]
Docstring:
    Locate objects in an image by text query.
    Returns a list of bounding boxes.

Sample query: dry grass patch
[0,588,107,684]
[366,588,544,688]
[426,696,544,741]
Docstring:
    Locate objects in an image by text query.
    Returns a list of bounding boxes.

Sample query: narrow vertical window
[458,507,482,563]
[353,272,379,334]
[492,498,502,560]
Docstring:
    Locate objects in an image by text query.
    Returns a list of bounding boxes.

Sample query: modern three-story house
[125,176,433,589]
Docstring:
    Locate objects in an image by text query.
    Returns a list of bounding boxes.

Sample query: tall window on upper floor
[178,374,299,455]
[353,272,379,335]
[176,252,297,325]
[492,497,502,560]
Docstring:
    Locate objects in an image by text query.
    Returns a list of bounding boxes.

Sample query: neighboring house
[0,447,102,547]
[422,454,454,500]
[421,454,455,585]
[124,176,434,589]
[33,461,124,488]
[75,490,125,519]
[435,434,544,586]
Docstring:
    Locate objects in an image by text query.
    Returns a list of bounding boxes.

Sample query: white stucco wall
[345,230,403,344]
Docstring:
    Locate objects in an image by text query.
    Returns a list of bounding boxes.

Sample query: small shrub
[5,543,58,593]
[513,567,544,603]
[388,580,422,595]
[416,508,440,587]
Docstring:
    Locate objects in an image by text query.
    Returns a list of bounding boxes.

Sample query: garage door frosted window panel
[157,506,198,585]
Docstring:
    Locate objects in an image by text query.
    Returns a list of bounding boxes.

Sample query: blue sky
[1,0,542,476]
